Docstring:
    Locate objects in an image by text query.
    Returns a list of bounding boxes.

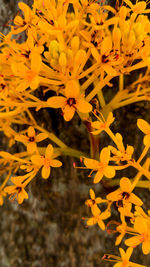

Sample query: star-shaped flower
[84,147,116,183]
[47,80,92,121]
[31,144,62,179]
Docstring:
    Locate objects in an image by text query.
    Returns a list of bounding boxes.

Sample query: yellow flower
[12,2,38,34]
[125,216,150,255]
[91,32,123,77]
[106,177,143,206]
[85,188,106,215]
[47,80,92,121]
[137,119,150,146]
[103,247,134,267]
[11,53,41,91]
[91,112,115,135]
[31,144,62,179]
[15,126,48,154]
[87,208,111,231]
[84,147,116,183]
[4,177,28,204]
[123,0,150,15]
[110,133,134,164]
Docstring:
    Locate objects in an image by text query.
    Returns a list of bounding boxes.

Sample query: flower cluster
[0,0,150,266]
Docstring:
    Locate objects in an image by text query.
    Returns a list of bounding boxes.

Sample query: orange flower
[47,80,92,121]
[12,2,37,34]
[84,147,116,183]
[87,208,111,231]
[15,126,48,154]
[125,216,150,255]
[103,247,134,267]
[4,177,28,204]
[85,189,106,215]
[137,119,150,146]
[109,133,134,164]
[31,144,62,179]
[11,53,41,91]
[91,112,115,135]
[106,177,143,206]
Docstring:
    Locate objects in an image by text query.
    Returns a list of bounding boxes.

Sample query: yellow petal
[104,166,116,178]
[91,204,100,216]
[28,126,35,137]
[142,241,150,255]
[143,135,150,146]
[93,171,103,183]
[106,189,121,201]
[84,158,99,169]
[47,96,66,108]
[87,217,97,226]
[89,189,95,200]
[97,218,105,231]
[63,105,75,121]
[100,147,110,163]
[129,193,143,206]
[42,166,50,179]
[50,159,62,167]
[76,99,92,113]
[125,247,133,260]
[137,119,150,134]
[125,236,141,247]
[35,133,48,142]
[120,177,132,193]
[46,144,53,158]
[65,80,80,98]
[100,210,111,220]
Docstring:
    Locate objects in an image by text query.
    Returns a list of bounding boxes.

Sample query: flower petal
[120,177,132,192]
[142,241,150,255]
[89,189,95,200]
[137,119,150,134]
[125,236,141,247]
[93,171,103,183]
[42,166,50,179]
[63,105,75,121]
[65,80,80,98]
[28,126,35,137]
[46,144,53,158]
[91,204,100,216]
[35,133,48,142]
[100,147,110,163]
[104,166,116,178]
[76,99,92,113]
[47,96,66,108]
[50,159,62,167]
[84,158,99,169]
[129,193,143,206]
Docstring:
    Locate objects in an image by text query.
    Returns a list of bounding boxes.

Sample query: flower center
[16,187,22,193]
[122,192,130,200]
[28,136,35,142]
[92,199,96,204]
[67,98,76,107]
